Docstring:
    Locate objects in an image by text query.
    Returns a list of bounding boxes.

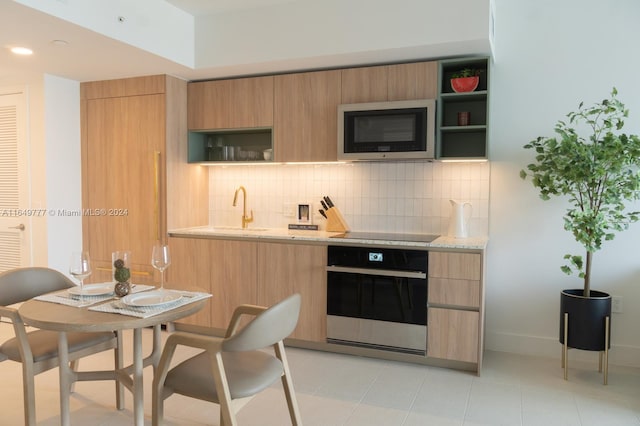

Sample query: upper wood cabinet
[185,60,441,162]
[187,76,274,130]
[273,70,342,162]
[340,65,388,104]
[341,61,438,104]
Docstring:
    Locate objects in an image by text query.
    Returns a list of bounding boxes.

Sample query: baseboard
[485,331,640,368]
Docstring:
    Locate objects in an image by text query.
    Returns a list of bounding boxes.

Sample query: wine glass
[69,251,92,306]
[151,243,171,291]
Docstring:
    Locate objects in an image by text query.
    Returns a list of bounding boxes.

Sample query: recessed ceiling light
[51,39,69,46]
[10,46,33,55]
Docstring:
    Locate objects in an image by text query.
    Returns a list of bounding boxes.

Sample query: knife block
[325,207,350,233]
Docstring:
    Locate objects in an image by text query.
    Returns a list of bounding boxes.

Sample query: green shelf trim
[440,125,487,132]
[439,91,488,102]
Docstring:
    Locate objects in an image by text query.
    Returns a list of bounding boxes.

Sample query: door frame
[0,86,33,270]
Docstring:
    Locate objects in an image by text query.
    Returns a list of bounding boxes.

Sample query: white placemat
[35,284,155,307]
[89,290,211,318]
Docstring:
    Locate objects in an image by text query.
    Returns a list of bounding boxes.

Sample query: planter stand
[561,312,610,385]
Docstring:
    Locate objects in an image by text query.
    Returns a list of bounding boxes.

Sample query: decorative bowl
[451,76,479,93]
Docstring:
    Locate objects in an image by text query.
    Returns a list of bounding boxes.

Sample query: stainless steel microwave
[337,99,436,161]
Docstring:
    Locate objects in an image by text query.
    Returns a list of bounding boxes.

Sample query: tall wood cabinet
[81,75,207,284]
[427,251,484,370]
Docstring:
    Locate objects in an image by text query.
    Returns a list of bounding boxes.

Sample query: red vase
[451,77,479,93]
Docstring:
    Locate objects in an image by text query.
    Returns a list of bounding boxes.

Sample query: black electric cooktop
[329,232,440,243]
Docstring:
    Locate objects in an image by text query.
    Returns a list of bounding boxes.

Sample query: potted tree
[450,68,481,93]
[520,88,640,380]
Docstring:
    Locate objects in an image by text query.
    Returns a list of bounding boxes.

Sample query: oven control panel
[328,245,427,272]
[368,252,383,262]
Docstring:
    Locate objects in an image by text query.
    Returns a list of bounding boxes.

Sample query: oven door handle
[326,265,426,279]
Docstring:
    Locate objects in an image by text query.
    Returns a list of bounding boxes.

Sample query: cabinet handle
[96,267,152,276]
[325,265,426,279]
[154,151,161,241]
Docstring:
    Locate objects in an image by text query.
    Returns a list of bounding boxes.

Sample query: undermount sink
[211,226,268,232]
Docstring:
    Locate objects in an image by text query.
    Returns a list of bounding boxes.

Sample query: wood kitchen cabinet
[187,77,274,164]
[274,70,342,162]
[81,75,206,285]
[169,237,327,342]
[166,234,488,373]
[184,58,481,162]
[256,242,327,342]
[81,76,165,283]
[427,251,484,369]
[168,236,258,329]
[185,60,439,163]
[341,61,438,104]
[428,307,479,363]
[166,237,214,327]
[187,76,274,130]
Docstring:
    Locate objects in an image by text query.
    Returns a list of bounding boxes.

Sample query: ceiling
[0,0,298,83]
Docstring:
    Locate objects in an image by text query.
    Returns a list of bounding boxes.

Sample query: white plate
[122,291,182,307]
[68,283,114,297]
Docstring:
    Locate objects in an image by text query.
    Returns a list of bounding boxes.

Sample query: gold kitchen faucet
[232,186,254,229]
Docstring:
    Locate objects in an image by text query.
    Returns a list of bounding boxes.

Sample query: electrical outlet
[283,202,296,218]
[612,296,623,313]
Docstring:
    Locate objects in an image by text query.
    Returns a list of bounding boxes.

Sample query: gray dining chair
[152,293,303,426]
[0,267,123,426]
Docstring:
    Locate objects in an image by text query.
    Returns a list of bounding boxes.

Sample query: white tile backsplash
[208,161,490,237]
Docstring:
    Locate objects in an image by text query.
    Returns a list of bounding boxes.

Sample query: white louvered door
[0,89,30,272]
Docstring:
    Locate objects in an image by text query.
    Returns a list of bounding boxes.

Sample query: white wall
[488,0,640,366]
[194,0,492,77]
[43,75,82,274]
[10,75,49,267]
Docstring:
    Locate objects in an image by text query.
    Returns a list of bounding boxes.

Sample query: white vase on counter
[448,199,472,238]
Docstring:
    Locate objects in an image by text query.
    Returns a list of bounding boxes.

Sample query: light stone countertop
[168,226,488,251]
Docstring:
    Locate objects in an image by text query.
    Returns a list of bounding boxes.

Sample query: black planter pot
[559,289,612,351]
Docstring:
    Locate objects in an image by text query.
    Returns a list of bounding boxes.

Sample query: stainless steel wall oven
[326,245,428,355]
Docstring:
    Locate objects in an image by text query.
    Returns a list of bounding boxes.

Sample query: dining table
[18,285,209,426]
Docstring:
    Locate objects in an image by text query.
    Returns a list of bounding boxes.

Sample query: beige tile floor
[1,325,640,425]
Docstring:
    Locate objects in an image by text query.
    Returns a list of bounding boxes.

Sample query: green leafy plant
[520,88,640,296]
[451,68,482,78]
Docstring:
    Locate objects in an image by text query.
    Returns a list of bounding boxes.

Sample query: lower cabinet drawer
[428,277,480,308]
[427,307,479,363]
